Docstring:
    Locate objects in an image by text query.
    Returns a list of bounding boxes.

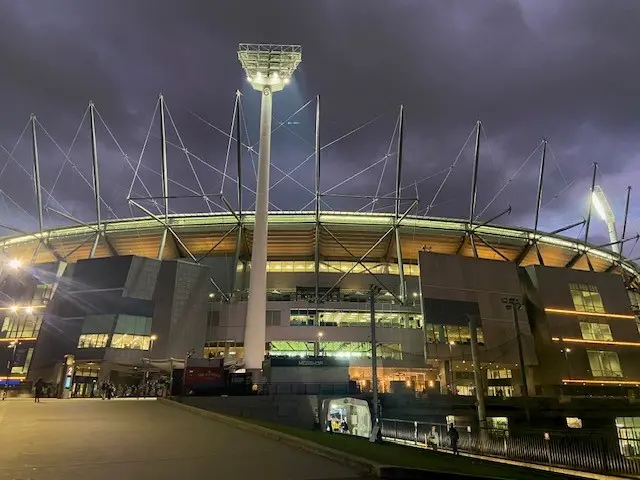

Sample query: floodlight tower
[237,44,302,377]
[592,185,619,254]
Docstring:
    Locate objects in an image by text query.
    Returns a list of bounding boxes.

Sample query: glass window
[616,417,640,457]
[487,386,514,397]
[110,334,151,350]
[114,315,151,336]
[487,369,512,380]
[587,350,623,377]
[486,417,509,431]
[580,322,613,341]
[77,334,109,349]
[570,283,605,313]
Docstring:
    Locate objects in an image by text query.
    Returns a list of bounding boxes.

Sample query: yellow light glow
[0,337,37,342]
[552,337,640,347]
[545,308,635,320]
[0,376,26,381]
[1,305,45,312]
[562,379,640,386]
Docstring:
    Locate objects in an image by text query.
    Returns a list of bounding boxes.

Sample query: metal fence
[382,418,640,478]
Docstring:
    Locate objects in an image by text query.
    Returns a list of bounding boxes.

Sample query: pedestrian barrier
[382,418,640,478]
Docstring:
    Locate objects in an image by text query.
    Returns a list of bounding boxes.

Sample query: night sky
[0,0,639,254]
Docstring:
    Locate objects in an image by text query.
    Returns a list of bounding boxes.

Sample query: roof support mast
[31,115,44,234]
[157,94,169,260]
[314,95,321,317]
[394,105,406,304]
[621,186,631,261]
[30,114,45,263]
[468,120,482,257]
[89,102,102,258]
[533,140,547,265]
[231,91,244,301]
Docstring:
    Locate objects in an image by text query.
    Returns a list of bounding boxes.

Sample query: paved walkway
[0,398,364,480]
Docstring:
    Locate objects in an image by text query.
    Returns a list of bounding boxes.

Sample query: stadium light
[238,44,301,93]
[237,44,302,376]
[592,185,619,253]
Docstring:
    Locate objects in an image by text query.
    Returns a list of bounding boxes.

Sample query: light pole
[237,44,302,381]
[502,297,528,397]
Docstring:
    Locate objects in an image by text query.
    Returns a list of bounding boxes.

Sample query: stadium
[1,44,640,407]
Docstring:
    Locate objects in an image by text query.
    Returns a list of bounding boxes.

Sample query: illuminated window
[486,417,509,431]
[587,350,623,378]
[0,315,43,339]
[290,310,422,329]
[579,322,613,341]
[110,334,151,350]
[615,417,640,457]
[455,385,473,396]
[566,417,583,429]
[487,369,512,380]
[204,341,244,360]
[424,324,484,345]
[570,284,605,313]
[487,386,514,397]
[268,340,402,360]
[77,334,109,349]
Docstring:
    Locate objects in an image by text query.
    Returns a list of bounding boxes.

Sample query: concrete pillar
[244,87,273,376]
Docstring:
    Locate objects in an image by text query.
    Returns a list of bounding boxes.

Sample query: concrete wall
[418,252,538,368]
[181,395,322,429]
[524,265,640,391]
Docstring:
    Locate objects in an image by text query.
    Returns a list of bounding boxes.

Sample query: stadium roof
[1,211,637,283]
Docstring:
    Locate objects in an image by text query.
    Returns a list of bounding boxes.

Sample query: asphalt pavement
[0,398,365,480]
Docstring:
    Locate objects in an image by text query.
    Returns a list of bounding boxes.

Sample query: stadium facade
[1,43,640,409]
[0,210,639,401]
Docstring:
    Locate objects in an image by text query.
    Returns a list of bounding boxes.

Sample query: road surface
[0,398,365,480]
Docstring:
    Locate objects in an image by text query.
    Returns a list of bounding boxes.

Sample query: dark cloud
[0,0,639,254]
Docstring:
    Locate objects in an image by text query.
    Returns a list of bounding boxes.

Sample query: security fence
[382,418,640,478]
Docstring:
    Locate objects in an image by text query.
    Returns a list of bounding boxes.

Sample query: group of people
[427,424,460,455]
[100,381,116,400]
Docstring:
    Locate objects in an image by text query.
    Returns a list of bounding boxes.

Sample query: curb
[157,398,383,477]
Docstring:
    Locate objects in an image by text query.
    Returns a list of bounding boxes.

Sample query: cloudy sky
[0,0,639,253]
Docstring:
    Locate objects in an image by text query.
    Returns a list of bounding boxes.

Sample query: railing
[382,418,640,477]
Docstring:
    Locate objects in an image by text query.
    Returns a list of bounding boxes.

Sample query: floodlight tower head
[593,185,620,253]
[593,185,615,223]
[238,44,302,93]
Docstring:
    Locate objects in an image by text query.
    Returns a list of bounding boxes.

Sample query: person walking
[34,378,44,403]
[448,423,460,455]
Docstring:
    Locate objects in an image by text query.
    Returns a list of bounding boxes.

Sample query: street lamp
[502,297,528,397]
[592,186,619,254]
[238,44,302,377]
